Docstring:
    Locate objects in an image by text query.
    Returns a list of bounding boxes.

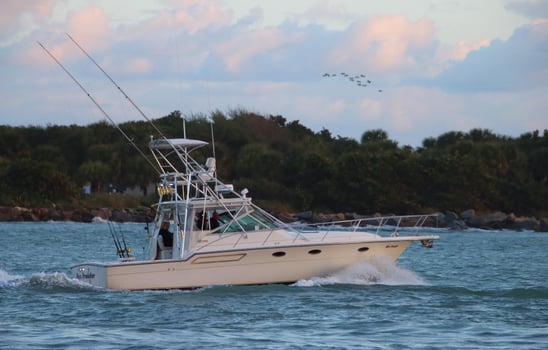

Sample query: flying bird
[321,72,383,92]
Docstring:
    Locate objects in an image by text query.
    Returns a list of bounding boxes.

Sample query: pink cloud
[18,6,111,68]
[0,0,54,34]
[329,15,435,73]
[119,57,154,75]
[217,27,304,73]
[65,6,111,51]
[134,0,232,37]
[437,39,491,63]
[172,0,232,34]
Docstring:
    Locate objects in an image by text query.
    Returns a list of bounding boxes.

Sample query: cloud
[0,0,54,47]
[14,5,111,68]
[215,26,305,73]
[119,0,233,42]
[430,20,548,92]
[66,5,111,50]
[436,39,491,62]
[119,57,154,75]
[505,0,548,19]
[298,0,359,26]
[1,0,545,148]
[327,16,437,76]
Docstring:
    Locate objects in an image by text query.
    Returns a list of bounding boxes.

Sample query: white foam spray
[293,257,426,287]
[0,268,93,289]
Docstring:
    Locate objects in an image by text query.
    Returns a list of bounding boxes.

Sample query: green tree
[4,159,77,206]
[77,160,111,192]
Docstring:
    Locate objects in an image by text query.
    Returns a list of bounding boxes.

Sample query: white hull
[72,237,428,290]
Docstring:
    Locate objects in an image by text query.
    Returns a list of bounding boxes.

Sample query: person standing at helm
[158,221,173,248]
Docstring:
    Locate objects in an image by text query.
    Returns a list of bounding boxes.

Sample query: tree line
[1,110,547,216]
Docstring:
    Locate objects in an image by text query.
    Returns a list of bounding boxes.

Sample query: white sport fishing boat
[72,136,439,290]
[38,34,438,290]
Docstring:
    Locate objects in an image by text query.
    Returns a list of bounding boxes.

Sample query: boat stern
[71,263,108,288]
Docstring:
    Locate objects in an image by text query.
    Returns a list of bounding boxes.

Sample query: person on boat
[210,211,220,229]
[196,211,208,230]
[158,221,173,248]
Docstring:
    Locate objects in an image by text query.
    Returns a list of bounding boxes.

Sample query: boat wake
[0,268,93,290]
[293,258,426,287]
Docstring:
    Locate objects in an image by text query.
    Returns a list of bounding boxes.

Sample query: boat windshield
[221,210,278,233]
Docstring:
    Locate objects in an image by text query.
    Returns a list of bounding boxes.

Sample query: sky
[1,0,547,147]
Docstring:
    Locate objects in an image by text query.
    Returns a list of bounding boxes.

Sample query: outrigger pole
[65,33,168,141]
[37,41,160,174]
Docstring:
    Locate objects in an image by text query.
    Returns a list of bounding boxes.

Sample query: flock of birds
[322,72,382,92]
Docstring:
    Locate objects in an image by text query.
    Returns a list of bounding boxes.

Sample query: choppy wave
[293,258,426,287]
[0,268,24,286]
[0,268,93,290]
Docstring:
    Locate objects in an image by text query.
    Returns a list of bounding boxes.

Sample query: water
[1,222,547,349]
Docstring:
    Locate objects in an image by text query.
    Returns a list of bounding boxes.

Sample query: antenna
[38,41,161,174]
[210,121,216,159]
[183,115,187,139]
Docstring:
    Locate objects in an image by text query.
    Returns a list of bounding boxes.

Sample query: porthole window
[358,247,369,252]
[308,249,322,255]
[272,251,286,257]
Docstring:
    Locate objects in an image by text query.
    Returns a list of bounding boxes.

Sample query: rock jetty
[1,206,547,232]
[0,206,153,223]
[291,209,548,232]
[438,209,548,232]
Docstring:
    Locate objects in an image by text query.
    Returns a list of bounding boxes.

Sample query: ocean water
[1,222,547,350]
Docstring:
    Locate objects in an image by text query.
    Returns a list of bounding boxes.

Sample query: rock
[292,211,313,221]
[484,211,507,223]
[539,218,548,232]
[70,211,83,222]
[513,217,540,231]
[445,211,458,223]
[424,213,448,228]
[110,209,133,222]
[451,220,468,230]
[442,211,459,228]
[483,211,508,230]
[0,207,21,221]
[81,211,95,223]
[460,209,475,221]
[10,209,22,221]
[49,211,64,221]
[344,212,357,220]
[466,215,485,228]
[91,208,111,220]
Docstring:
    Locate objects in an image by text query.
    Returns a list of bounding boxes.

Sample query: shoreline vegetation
[1,206,547,232]
[2,111,547,223]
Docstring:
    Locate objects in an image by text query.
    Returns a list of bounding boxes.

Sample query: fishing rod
[37,42,161,174]
[107,220,124,258]
[116,223,132,258]
[66,33,168,141]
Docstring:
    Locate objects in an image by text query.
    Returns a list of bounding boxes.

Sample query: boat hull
[72,239,420,290]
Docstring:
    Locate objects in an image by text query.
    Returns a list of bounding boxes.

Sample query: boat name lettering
[76,272,96,279]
